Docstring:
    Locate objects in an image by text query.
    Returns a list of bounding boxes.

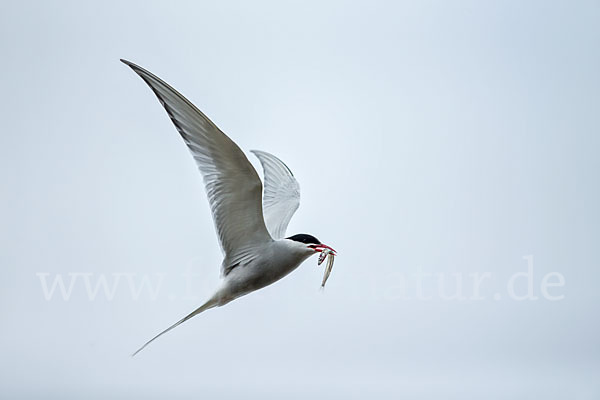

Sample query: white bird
[121,60,337,356]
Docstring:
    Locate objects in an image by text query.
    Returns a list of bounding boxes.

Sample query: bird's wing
[121,60,272,270]
[250,150,300,239]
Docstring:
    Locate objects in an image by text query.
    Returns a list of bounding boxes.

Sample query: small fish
[318,249,329,265]
[320,251,335,288]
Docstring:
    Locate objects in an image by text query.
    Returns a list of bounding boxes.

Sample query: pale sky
[1,1,599,398]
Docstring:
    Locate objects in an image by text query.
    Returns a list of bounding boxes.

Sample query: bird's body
[121,60,336,356]
[217,239,313,305]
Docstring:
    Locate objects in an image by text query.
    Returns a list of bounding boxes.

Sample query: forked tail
[131,297,218,357]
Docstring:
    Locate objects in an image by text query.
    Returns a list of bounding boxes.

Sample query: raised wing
[121,60,272,269]
[251,150,300,239]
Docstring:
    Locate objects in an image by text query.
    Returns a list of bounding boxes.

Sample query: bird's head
[286,234,337,256]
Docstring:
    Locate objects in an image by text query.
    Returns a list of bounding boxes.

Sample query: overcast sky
[1,1,599,398]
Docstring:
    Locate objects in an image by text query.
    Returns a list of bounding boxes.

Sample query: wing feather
[251,150,300,239]
[121,60,272,273]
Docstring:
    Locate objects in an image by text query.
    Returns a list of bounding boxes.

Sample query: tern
[121,60,337,356]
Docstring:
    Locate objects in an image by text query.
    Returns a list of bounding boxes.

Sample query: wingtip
[250,149,271,158]
[120,59,138,69]
[249,150,263,160]
[251,150,295,176]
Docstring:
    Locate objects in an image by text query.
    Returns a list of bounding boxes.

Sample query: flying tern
[121,59,337,356]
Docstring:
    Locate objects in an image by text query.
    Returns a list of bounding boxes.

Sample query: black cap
[286,234,321,245]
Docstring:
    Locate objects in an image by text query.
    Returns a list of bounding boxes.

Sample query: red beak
[310,244,337,254]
